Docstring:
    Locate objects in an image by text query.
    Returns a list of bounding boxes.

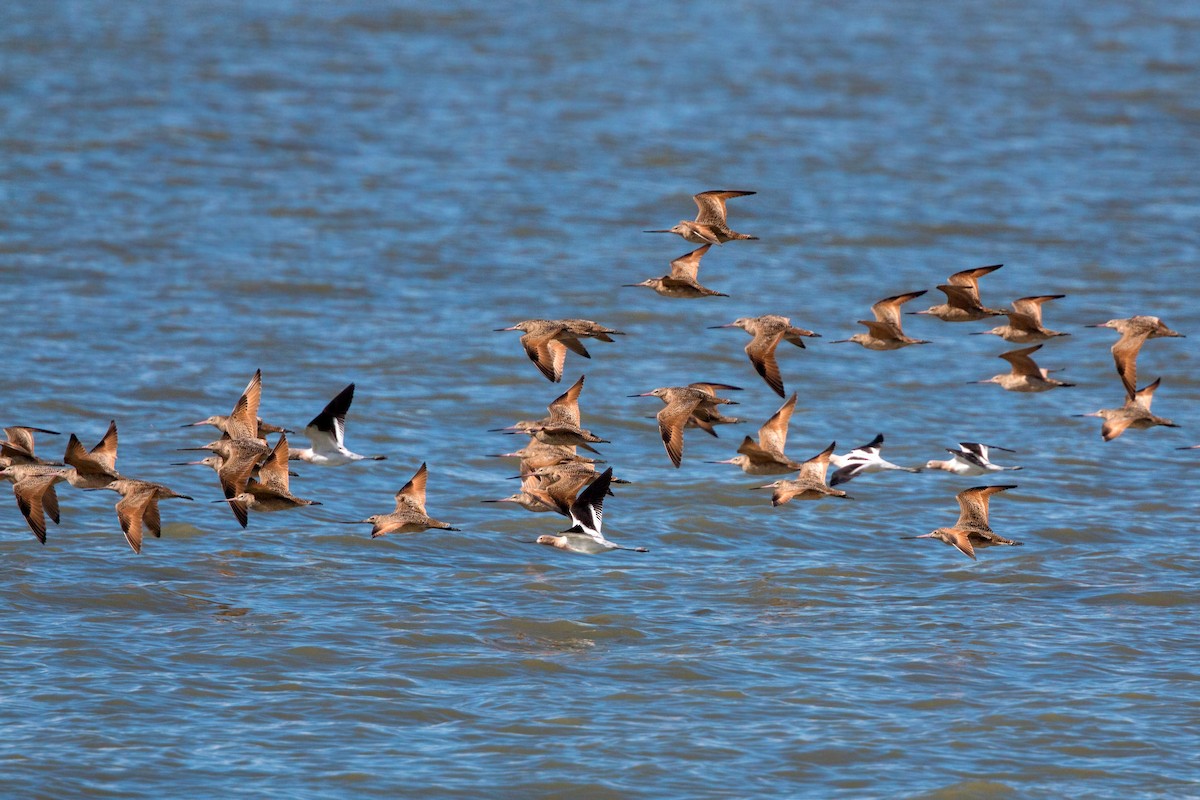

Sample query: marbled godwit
[181,369,290,441]
[481,474,558,514]
[683,382,745,435]
[644,190,758,245]
[709,316,819,397]
[632,385,740,468]
[1086,315,1185,400]
[1,426,60,466]
[752,442,849,505]
[289,383,386,465]
[912,265,1006,321]
[973,295,1068,343]
[344,463,460,537]
[534,468,648,554]
[496,374,586,432]
[902,485,1021,560]
[624,244,727,298]
[223,434,320,522]
[96,479,193,554]
[62,420,121,489]
[829,434,920,486]
[924,443,1021,475]
[974,344,1074,392]
[512,460,628,516]
[0,464,69,544]
[486,441,598,471]
[1074,378,1178,441]
[709,393,803,475]
[496,320,625,382]
[831,291,930,350]
[178,437,272,527]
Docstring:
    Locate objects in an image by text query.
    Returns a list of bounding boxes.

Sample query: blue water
[2,1,1198,797]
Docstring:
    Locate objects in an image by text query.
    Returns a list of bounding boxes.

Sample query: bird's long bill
[627,392,657,397]
[171,460,208,466]
[493,326,520,332]
[514,538,539,544]
[179,421,208,428]
[642,229,673,234]
[899,533,937,540]
[706,323,737,329]
[177,447,212,452]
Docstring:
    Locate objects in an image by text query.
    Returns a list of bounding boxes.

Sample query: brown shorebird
[1075,378,1179,441]
[498,374,587,431]
[644,190,758,245]
[974,344,1074,392]
[486,441,598,471]
[290,383,386,465]
[62,420,121,489]
[0,464,69,543]
[709,393,803,475]
[224,434,321,523]
[709,315,819,397]
[902,485,1021,560]
[178,437,272,526]
[495,320,624,382]
[751,442,850,505]
[633,385,740,468]
[682,382,744,435]
[344,463,460,537]
[973,295,1069,343]
[829,434,920,486]
[924,442,1022,475]
[181,369,290,441]
[512,460,629,516]
[1,425,61,467]
[533,468,648,554]
[624,244,727,298]
[1086,315,1185,400]
[498,375,609,453]
[481,474,558,514]
[832,291,931,350]
[912,265,1006,321]
[96,479,193,554]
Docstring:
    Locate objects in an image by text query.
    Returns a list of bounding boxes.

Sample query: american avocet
[534,468,648,554]
[829,434,920,486]
[289,383,386,465]
[924,442,1021,475]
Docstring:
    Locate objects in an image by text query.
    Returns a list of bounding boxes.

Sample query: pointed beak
[170,461,207,466]
[643,229,672,234]
[707,323,735,329]
[180,421,207,428]
[493,326,519,332]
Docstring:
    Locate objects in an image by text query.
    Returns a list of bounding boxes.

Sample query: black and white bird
[829,433,920,486]
[924,442,1022,476]
[534,468,648,554]
[289,384,387,466]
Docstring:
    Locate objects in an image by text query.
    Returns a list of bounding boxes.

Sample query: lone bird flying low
[344,463,460,538]
[902,485,1022,560]
[644,190,758,244]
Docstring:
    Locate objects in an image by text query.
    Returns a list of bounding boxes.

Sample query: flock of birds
[2,190,1193,559]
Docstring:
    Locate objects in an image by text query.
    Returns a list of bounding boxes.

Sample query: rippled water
[2,1,1199,797]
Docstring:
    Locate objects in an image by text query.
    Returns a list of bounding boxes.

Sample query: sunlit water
[2,1,1198,797]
